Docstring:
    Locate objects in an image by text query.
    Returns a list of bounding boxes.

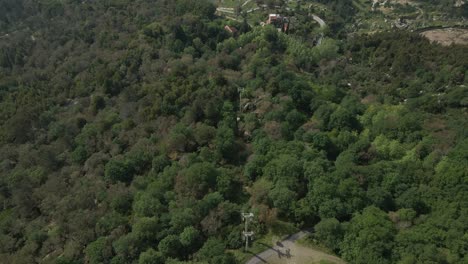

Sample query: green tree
[269,186,297,214]
[263,154,303,189]
[133,217,159,246]
[179,226,201,256]
[152,155,171,173]
[138,248,165,264]
[195,238,225,261]
[105,159,131,183]
[180,162,218,198]
[193,123,216,146]
[216,168,242,201]
[314,218,343,252]
[113,233,141,261]
[71,145,88,164]
[158,235,182,258]
[215,124,236,161]
[84,237,113,264]
[342,206,396,264]
[133,192,164,217]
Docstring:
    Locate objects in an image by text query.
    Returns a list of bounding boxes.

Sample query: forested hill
[0,0,467,263]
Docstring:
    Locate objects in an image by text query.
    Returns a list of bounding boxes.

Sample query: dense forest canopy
[0,0,467,263]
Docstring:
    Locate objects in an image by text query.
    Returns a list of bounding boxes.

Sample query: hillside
[0,0,467,264]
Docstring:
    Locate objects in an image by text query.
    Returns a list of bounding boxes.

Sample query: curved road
[312,14,326,28]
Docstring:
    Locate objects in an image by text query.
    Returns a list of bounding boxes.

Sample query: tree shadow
[258,242,293,259]
[245,250,269,263]
[258,242,280,252]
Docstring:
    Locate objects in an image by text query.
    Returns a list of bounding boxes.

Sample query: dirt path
[415,5,424,20]
[217,7,235,14]
[246,231,345,264]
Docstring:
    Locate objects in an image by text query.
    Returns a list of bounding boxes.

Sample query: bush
[138,248,164,264]
[105,159,132,183]
[314,218,343,252]
[85,237,113,264]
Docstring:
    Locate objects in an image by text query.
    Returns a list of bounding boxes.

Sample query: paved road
[312,14,326,28]
[245,230,310,264]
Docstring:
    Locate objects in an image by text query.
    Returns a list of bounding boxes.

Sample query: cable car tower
[242,212,254,251]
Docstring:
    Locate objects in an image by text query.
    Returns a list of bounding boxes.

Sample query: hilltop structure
[224,25,239,35]
[266,14,290,33]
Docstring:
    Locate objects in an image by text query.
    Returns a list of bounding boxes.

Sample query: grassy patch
[297,236,338,256]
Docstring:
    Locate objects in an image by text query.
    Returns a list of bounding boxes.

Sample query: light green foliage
[286,36,316,69]
[263,154,303,189]
[434,139,468,192]
[195,238,226,261]
[397,208,417,222]
[360,105,403,135]
[244,154,267,181]
[311,38,339,62]
[179,226,201,250]
[71,145,88,164]
[132,217,159,245]
[96,211,128,236]
[180,162,218,198]
[158,235,182,258]
[85,237,112,264]
[342,206,395,264]
[138,248,165,264]
[269,186,297,213]
[372,135,407,160]
[113,233,141,261]
[133,191,164,217]
[169,208,198,233]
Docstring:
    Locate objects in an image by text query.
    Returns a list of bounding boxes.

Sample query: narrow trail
[242,0,252,7]
[415,6,424,20]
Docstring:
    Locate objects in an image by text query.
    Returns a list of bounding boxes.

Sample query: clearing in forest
[266,242,345,264]
[421,28,468,46]
[246,231,345,264]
